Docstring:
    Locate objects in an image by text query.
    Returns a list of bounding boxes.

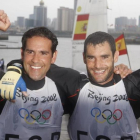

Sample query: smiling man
[21,34,56,81]
[84,41,118,85]
[68,32,140,140]
[0,14,64,139]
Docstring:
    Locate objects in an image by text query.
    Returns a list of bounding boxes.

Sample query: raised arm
[0,10,27,100]
[0,10,11,31]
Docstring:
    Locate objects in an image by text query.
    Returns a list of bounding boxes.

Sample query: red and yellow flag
[115,34,127,55]
[73,14,89,40]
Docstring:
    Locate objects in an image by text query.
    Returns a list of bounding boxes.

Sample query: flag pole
[123,33,131,69]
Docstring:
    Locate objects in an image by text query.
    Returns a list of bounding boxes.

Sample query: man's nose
[94,59,102,68]
[32,53,40,63]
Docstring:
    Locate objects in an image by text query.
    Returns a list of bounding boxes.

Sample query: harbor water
[0,36,140,70]
[0,36,140,139]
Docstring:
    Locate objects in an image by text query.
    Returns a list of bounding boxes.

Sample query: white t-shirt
[0,77,64,140]
[68,80,138,140]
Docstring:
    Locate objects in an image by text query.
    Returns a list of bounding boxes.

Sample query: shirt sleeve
[7,59,22,68]
[123,69,140,119]
[0,70,7,115]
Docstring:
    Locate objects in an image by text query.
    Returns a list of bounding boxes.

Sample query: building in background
[115,17,137,32]
[138,16,140,28]
[29,14,34,20]
[47,18,51,28]
[51,18,58,31]
[127,18,137,32]
[17,17,25,28]
[34,0,47,27]
[115,17,128,31]
[25,18,34,29]
[128,18,136,26]
[57,7,74,32]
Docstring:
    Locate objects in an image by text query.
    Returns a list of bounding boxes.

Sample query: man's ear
[21,48,24,60]
[83,52,86,64]
[51,50,57,64]
[114,50,119,63]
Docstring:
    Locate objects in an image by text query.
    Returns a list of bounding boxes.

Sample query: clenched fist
[0,10,11,31]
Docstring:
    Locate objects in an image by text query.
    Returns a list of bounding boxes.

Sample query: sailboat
[72,0,108,72]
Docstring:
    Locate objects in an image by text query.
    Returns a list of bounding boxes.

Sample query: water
[0,36,140,71]
[0,36,73,69]
[0,36,140,139]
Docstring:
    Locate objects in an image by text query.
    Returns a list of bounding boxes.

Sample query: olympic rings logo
[19,108,51,125]
[91,107,122,125]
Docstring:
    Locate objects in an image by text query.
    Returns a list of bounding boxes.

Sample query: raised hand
[114,64,132,78]
[0,10,11,31]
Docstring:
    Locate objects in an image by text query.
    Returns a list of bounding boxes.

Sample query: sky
[0,0,140,26]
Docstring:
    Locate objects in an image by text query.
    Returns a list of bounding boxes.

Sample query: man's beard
[87,64,114,85]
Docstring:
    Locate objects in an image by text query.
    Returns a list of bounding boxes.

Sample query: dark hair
[84,31,116,55]
[21,27,58,54]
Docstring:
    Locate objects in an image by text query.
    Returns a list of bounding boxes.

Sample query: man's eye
[41,52,48,55]
[27,50,33,54]
[102,56,109,59]
[87,56,94,59]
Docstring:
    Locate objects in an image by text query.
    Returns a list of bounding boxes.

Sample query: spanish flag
[115,34,127,55]
[73,14,89,40]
